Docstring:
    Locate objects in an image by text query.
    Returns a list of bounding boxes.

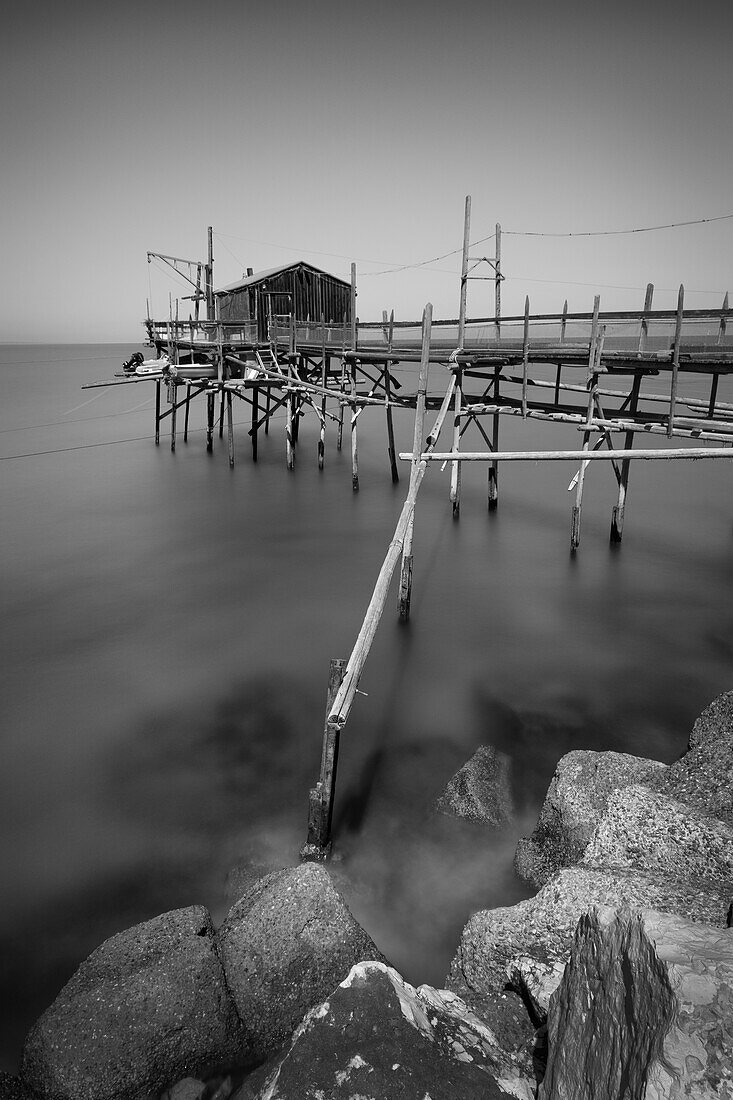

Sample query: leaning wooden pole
[398,303,433,621]
[668,284,685,438]
[301,657,348,860]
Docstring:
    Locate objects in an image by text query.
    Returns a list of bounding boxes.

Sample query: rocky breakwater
[448,689,733,1096]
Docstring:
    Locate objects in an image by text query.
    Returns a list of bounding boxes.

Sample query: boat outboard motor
[123,352,145,373]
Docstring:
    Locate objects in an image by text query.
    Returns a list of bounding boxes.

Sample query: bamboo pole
[668,284,684,437]
[328,306,456,732]
[400,448,733,463]
[398,304,432,620]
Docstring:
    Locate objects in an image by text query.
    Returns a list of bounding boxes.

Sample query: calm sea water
[2,344,732,1069]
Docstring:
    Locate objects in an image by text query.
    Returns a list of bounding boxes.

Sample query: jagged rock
[245,962,534,1100]
[0,1074,38,1100]
[647,730,733,826]
[216,863,385,1064]
[21,906,244,1100]
[513,750,666,888]
[582,784,733,887]
[447,864,730,1016]
[690,689,733,749]
[539,908,733,1100]
[505,956,566,1022]
[435,745,515,828]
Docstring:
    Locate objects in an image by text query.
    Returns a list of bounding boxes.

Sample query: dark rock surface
[539,908,733,1100]
[538,909,677,1100]
[21,906,245,1100]
[435,745,515,828]
[689,689,733,749]
[447,864,730,1012]
[582,784,733,887]
[216,863,385,1064]
[647,730,733,826]
[513,750,666,888]
[0,1073,39,1100]
[242,961,533,1100]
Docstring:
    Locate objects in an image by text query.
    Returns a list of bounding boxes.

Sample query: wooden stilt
[610,373,641,542]
[668,284,685,437]
[351,360,359,491]
[264,380,271,435]
[449,367,463,518]
[571,298,601,551]
[488,364,500,510]
[218,388,225,439]
[318,317,327,470]
[286,386,295,470]
[383,310,399,483]
[170,383,177,453]
[251,383,259,462]
[206,390,215,453]
[301,657,348,859]
[184,382,191,442]
[521,296,530,417]
[399,304,432,620]
[337,357,346,451]
[226,390,235,468]
[155,379,161,445]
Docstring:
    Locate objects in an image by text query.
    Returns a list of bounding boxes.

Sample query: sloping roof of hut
[216,261,350,296]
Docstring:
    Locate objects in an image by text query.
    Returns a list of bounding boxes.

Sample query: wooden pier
[80,201,733,861]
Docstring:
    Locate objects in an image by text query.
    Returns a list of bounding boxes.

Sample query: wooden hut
[215,261,352,341]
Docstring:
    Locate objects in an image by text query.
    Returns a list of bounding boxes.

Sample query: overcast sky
[1,0,730,341]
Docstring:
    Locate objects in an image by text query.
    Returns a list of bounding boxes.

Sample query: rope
[503,213,733,238]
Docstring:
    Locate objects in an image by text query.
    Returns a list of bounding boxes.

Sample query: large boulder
[216,863,385,1063]
[21,906,245,1100]
[689,689,733,749]
[647,730,733,826]
[435,745,515,828]
[239,961,534,1100]
[582,784,733,887]
[447,864,730,1016]
[513,750,666,888]
[539,908,733,1100]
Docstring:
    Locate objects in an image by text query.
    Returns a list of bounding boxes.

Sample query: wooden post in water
[184,382,191,443]
[351,358,359,491]
[450,196,471,517]
[286,361,295,471]
[383,310,399,483]
[337,356,346,451]
[398,303,432,620]
[318,315,327,470]
[610,372,641,543]
[488,363,500,510]
[570,297,601,551]
[668,284,684,438]
[226,390,235,468]
[251,382,259,461]
[155,379,161,445]
[206,390,215,452]
[301,657,347,859]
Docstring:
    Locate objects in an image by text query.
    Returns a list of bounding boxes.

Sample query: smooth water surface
[1,344,732,1068]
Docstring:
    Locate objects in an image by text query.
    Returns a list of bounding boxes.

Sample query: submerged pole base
[570,505,581,551]
[610,505,624,544]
